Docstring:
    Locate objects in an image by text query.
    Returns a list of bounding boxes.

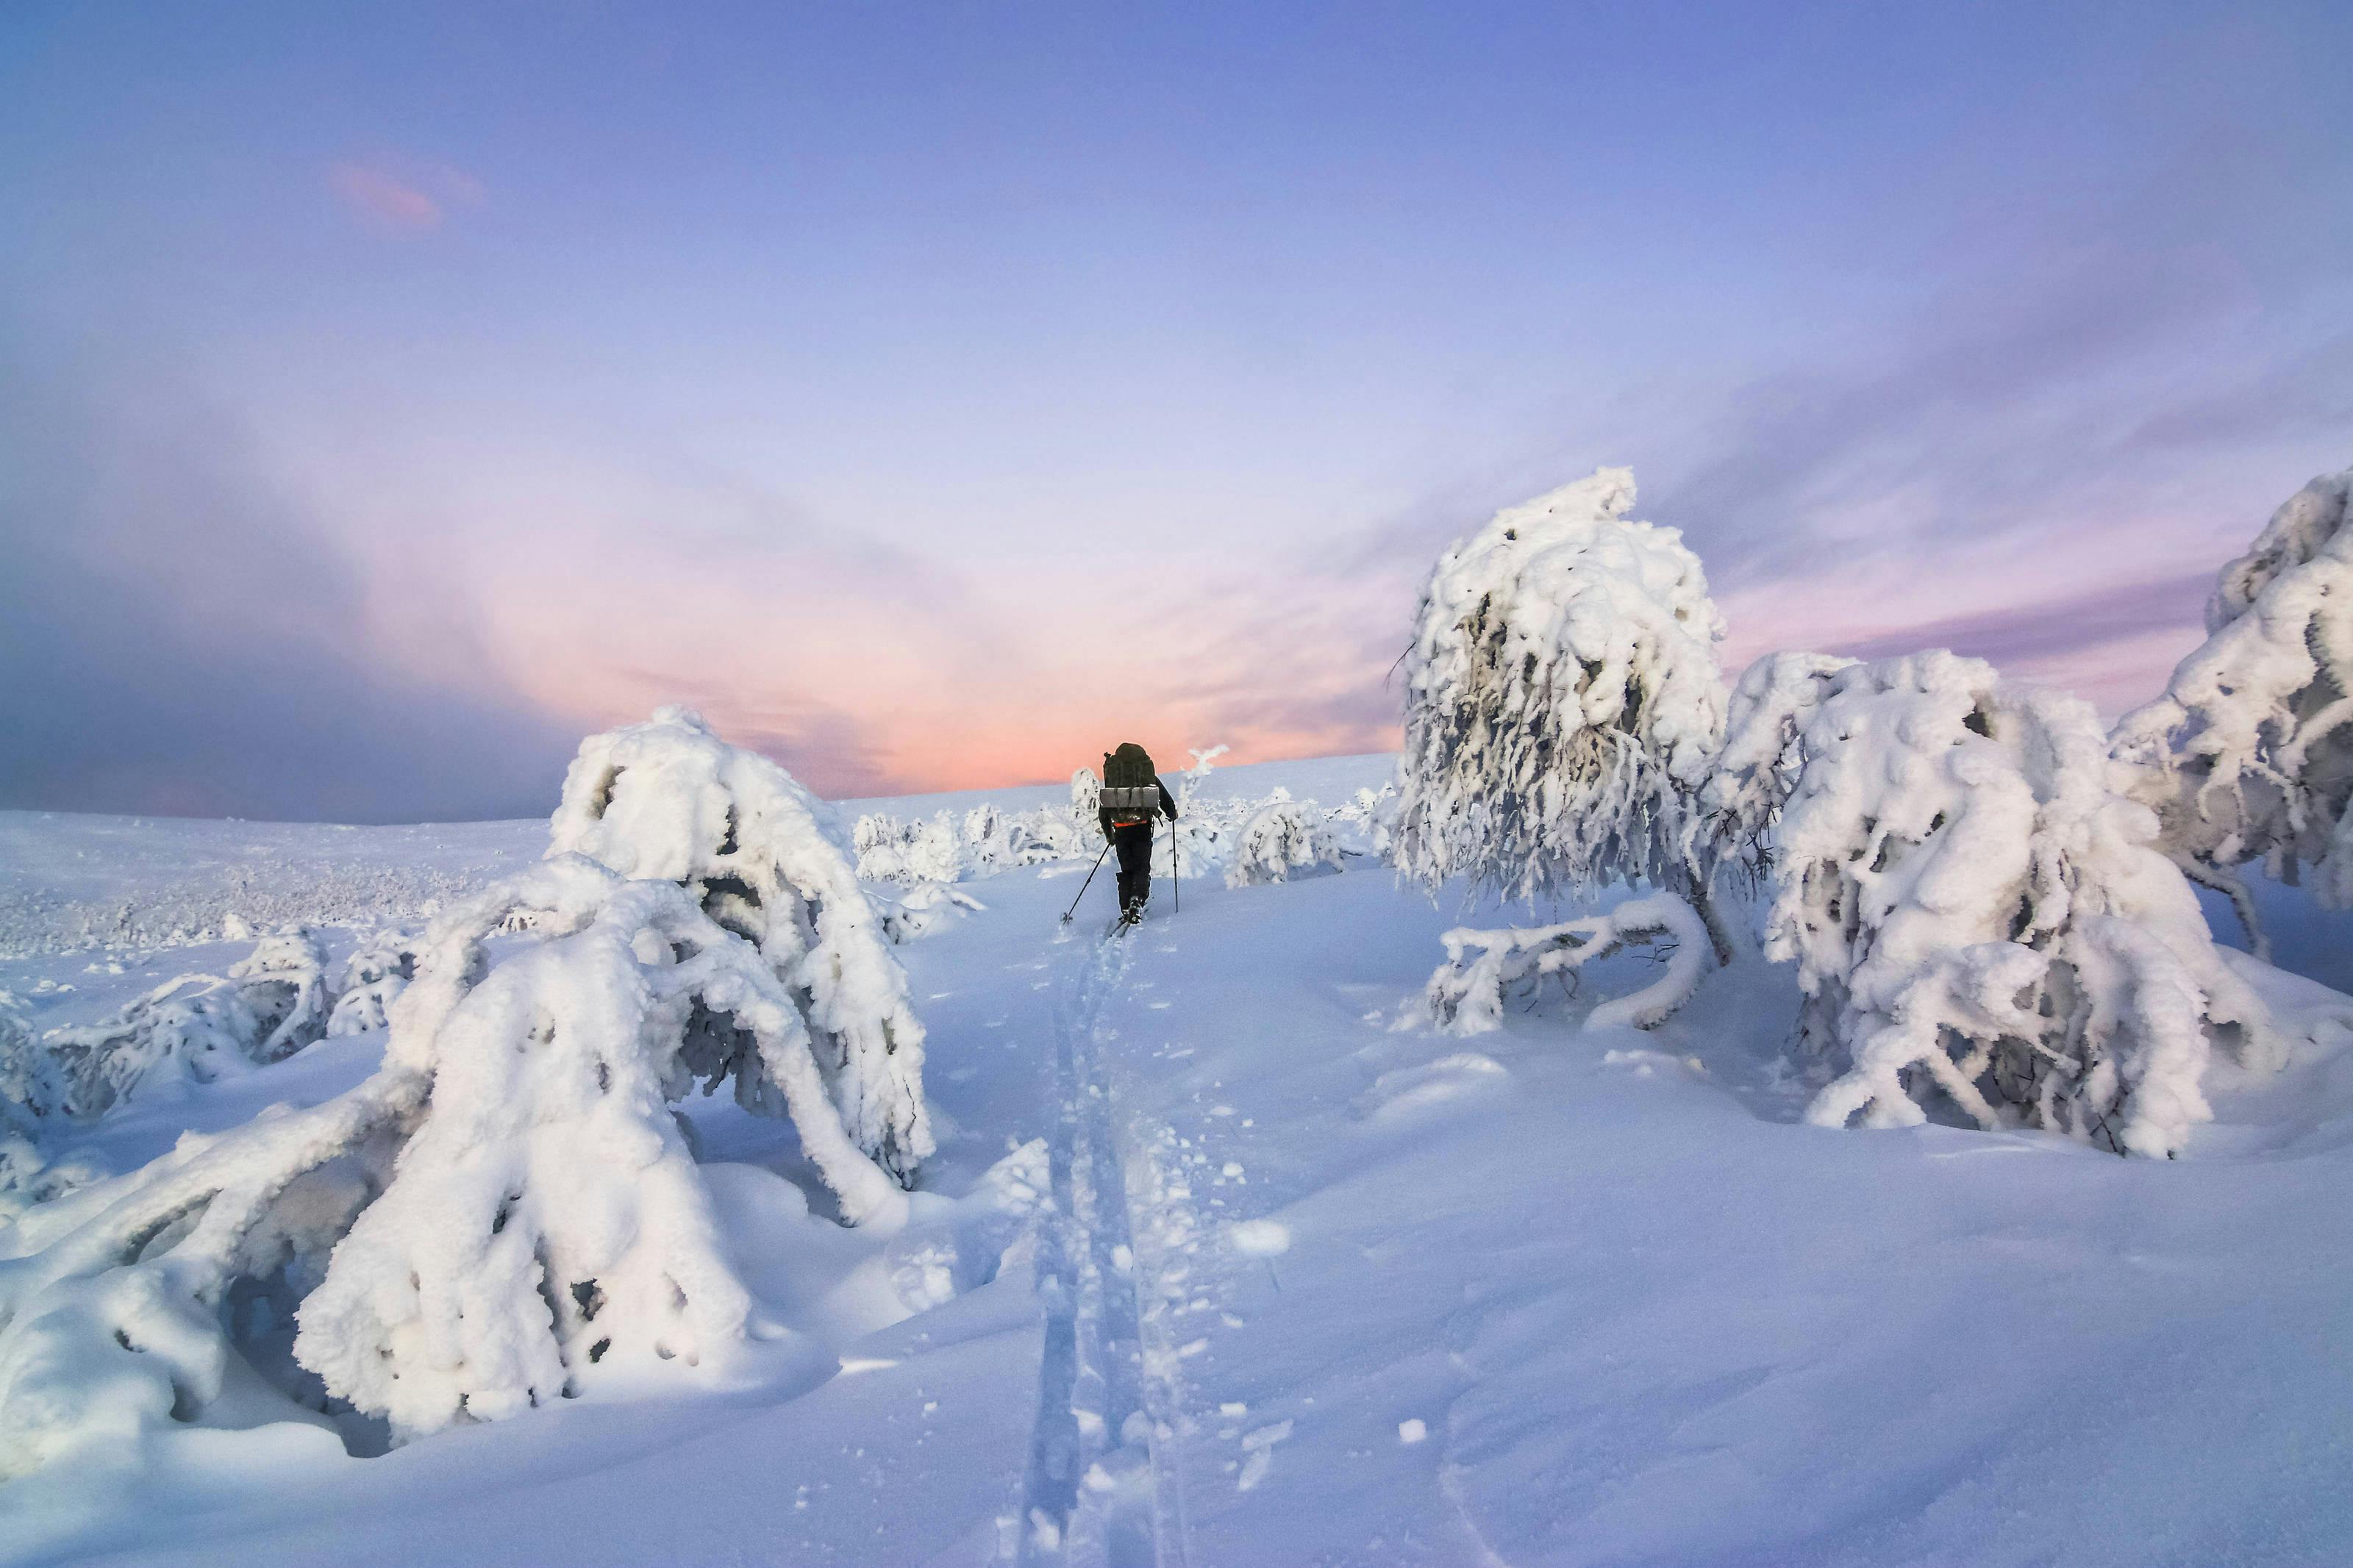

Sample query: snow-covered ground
[4,753,2352,1566]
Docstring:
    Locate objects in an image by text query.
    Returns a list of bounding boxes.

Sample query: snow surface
[2,752,2352,1565]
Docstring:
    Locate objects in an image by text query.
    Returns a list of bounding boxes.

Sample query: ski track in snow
[1010,926,1196,1568]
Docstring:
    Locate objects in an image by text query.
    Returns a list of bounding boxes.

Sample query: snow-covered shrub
[1393,468,1729,920]
[1427,894,1711,1034]
[1769,651,2276,1158]
[549,706,930,1184]
[1225,798,1346,888]
[0,996,100,1220]
[961,803,1010,875]
[1694,651,1859,891]
[226,928,330,1064]
[1327,784,1397,857]
[326,927,419,1037]
[1070,767,1100,826]
[1007,807,1087,864]
[0,856,916,1475]
[2111,465,2353,949]
[853,812,907,882]
[879,881,986,943]
[6,930,333,1123]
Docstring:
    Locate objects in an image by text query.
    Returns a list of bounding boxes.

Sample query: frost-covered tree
[6,930,332,1122]
[1225,798,1346,888]
[1768,651,2277,1158]
[2110,465,2353,951]
[1070,767,1100,826]
[0,854,920,1475]
[1393,466,1733,972]
[549,706,931,1183]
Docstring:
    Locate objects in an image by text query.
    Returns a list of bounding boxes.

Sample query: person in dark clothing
[1097,747,1178,922]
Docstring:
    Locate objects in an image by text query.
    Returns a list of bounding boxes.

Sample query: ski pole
[1060,841,1112,925]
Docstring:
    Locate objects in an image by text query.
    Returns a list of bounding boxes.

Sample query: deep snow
[3,753,2351,1566]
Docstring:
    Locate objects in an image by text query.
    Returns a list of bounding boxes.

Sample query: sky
[2,1,2349,821]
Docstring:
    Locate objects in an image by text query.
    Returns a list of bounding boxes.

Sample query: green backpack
[1101,742,1161,817]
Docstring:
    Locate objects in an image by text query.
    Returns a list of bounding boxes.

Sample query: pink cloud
[330,157,485,233]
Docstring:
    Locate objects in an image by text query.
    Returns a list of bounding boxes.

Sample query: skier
[1097,742,1178,924]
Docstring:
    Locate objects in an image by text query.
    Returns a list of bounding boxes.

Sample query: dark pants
[1112,823,1154,911]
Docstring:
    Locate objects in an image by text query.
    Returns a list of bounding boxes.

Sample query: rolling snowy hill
[3,753,2350,1567]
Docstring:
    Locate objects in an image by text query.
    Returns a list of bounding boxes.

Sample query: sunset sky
[4,1,2349,820]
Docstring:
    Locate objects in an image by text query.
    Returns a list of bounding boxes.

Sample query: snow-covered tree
[1225,798,1346,888]
[5,930,332,1122]
[1393,469,1727,920]
[1069,767,1100,826]
[2110,465,2353,951]
[1768,651,2277,1158]
[548,706,931,1184]
[0,854,919,1475]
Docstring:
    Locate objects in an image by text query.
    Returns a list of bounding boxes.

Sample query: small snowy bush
[226,928,332,1064]
[1070,767,1100,826]
[6,930,332,1123]
[1225,798,1346,888]
[1768,651,2276,1158]
[880,881,986,943]
[2111,464,2353,949]
[325,927,419,1037]
[0,855,919,1475]
[1327,784,1396,858]
[1392,468,1729,928]
[549,706,930,1183]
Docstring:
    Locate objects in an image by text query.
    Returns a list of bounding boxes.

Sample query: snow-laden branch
[1426,892,1710,1035]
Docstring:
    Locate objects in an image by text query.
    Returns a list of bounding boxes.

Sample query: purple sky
[2,1,2348,820]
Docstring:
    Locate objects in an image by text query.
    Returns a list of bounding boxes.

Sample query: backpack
[1100,742,1161,818]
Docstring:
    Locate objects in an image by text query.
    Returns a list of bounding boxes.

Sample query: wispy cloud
[329,156,486,233]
